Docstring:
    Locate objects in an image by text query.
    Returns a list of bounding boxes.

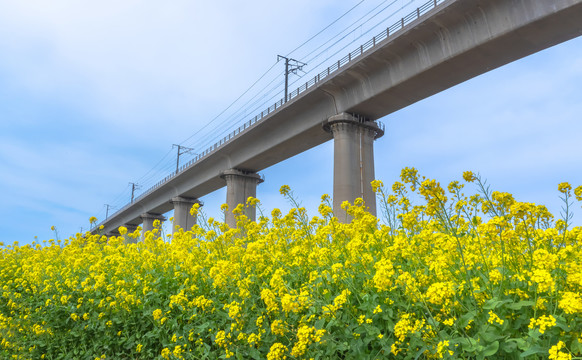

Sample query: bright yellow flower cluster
[267,342,288,360]
[0,169,580,359]
[549,341,572,360]
[290,325,325,357]
[487,310,504,325]
[529,314,557,334]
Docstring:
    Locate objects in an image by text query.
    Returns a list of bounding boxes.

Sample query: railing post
[417,8,420,18]
[401,18,404,28]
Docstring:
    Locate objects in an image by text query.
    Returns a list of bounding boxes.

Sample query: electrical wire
[107,0,427,211]
[179,0,410,168]
[183,74,285,150]
[135,148,175,184]
[287,0,415,92]
[180,1,376,152]
[189,79,287,152]
[300,0,399,65]
[285,0,366,57]
[178,61,280,146]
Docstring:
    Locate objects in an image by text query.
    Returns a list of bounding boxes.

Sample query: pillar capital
[219,169,264,183]
[170,196,201,206]
[323,112,384,139]
[140,212,166,221]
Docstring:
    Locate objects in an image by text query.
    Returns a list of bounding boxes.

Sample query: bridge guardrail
[93,0,446,232]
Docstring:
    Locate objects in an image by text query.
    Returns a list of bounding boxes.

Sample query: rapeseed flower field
[1,169,581,359]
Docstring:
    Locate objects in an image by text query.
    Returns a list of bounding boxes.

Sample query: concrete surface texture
[324,113,384,221]
[171,196,201,234]
[220,169,264,228]
[140,213,166,240]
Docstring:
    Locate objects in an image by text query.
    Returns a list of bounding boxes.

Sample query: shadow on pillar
[220,169,264,228]
[140,213,166,241]
[170,196,201,234]
[323,112,384,222]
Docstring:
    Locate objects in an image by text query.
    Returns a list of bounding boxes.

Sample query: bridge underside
[95,0,582,234]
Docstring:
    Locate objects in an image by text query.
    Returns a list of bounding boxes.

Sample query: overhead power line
[104,0,425,214]
[135,148,174,184]
[178,61,280,147]
[173,144,195,175]
[285,0,366,57]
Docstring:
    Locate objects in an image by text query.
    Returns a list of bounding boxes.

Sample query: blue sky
[1,0,581,245]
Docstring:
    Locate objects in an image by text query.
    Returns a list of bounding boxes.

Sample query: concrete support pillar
[171,196,201,233]
[220,169,264,228]
[323,112,384,222]
[123,224,139,244]
[140,212,166,240]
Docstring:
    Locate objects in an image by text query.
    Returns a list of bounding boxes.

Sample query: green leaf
[481,341,499,356]
[500,340,517,354]
[555,315,570,331]
[479,328,502,343]
[414,346,429,360]
[520,345,546,358]
[427,316,439,328]
[570,338,582,355]
[506,300,534,310]
[482,341,499,356]
[512,338,529,350]
[458,337,478,352]
[458,311,477,328]
[482,298,512,310]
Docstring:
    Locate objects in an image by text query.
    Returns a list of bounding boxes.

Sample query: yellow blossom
[549,341,572,360]
[529,315,556,334]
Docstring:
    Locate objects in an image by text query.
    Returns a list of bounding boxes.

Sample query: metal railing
[93,0,446,231]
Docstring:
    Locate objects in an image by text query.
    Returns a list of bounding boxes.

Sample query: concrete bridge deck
[94,0,582,234]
